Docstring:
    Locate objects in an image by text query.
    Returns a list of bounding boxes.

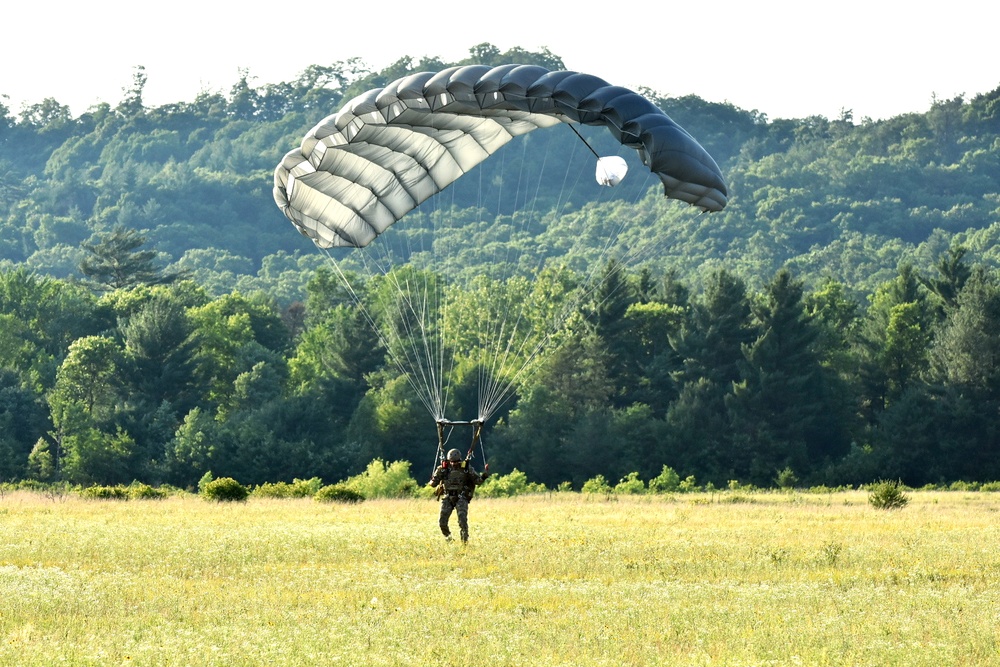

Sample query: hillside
[3,47,999,300]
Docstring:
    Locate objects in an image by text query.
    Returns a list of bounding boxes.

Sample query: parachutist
[429,448,488,543]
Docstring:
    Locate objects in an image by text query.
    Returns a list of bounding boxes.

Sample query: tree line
[1,230,998,489]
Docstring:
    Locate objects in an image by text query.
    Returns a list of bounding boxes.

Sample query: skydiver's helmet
[446,449,462,463]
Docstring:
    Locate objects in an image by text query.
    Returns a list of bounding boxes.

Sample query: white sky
[3,0,997,122]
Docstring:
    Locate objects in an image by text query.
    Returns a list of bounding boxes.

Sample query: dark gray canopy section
[274,64,728,249]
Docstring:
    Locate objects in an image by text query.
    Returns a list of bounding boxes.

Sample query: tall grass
[1,490,998,666]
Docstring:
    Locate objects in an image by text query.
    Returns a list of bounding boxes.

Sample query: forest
[2,44,1000,489]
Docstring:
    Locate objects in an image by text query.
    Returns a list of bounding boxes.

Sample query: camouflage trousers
[439,493,470,541]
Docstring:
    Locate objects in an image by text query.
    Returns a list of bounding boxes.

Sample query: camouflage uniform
[430,458,486,542]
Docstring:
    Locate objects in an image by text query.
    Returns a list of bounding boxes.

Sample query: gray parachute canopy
[273,64,728,249]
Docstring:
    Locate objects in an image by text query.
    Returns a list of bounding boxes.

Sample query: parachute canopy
[273,64,728,249]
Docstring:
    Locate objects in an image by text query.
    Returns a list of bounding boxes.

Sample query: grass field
[1,489,999,666]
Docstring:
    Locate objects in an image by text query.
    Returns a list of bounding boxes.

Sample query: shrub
[614,472,645,495]
[479,469,546,497]
[949,480,979,491]
[253,478,323,499]
[315,484,365,503]
[727,479,756,492]
[128,483,167,500]
[581,474,613,495]
[648,465,681,493]
[342,459,418,498]
[868,479,909,510]
[197,471,214,494]
[808,485,836,494]
[201,477,249,502]
[79,485,129,500]
[678,475,700,493]
[775,467,798,489]
[980,481,1000,492]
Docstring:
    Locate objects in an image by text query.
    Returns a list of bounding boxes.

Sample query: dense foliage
[2,45,999,488]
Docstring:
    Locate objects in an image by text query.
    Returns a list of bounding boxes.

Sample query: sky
[3,0,998,122]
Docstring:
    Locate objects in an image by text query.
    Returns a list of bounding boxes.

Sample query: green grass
[2,490,999,666]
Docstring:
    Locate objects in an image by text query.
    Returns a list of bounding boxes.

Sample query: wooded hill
[1,45,999,489]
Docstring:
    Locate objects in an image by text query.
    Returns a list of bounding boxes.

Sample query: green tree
[620,300,686,415]
[0,268,105,391]
[187,291,289,405]
[919,243,971,316]
[662,269,755,484]
[348,371,428,470]
[727,270,850,484]
[164,407,221,487]
[79,226,181,291]
[582,259,640,407]
[495,327,615,486]
[930,269,1000,395]
[0,368,47,480]
[44,335,132,483]
[50,335,121,419]
[856,265,934,417]
[671,269,755,387]
[663,377,734,483]
[119,293,202,413]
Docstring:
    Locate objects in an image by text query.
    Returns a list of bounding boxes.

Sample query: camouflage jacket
[430,461,485,498]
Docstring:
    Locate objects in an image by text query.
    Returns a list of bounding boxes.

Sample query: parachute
[272,64,727,454]
[273,64,727,249]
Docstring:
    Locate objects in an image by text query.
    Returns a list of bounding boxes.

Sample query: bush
[648,465,681,493]
[253,478,323,499]
[678,475,700,493]
[478,469,546,497]
[79,485,129,500]
[128,482,167,500]
[868,479,909,510]
[581,474,613,495]
[808,485,851,493]
[197,471,214,494]
[949,480,979,491]
[201,477,249,502]
[314,484,365,503]
[980,481,1000,492]
[775,467,798,489]
[614,472,645,495]
[342,459,418,498]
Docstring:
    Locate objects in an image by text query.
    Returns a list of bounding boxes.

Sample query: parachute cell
[273,65,728,249]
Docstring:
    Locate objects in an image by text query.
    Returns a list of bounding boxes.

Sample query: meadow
[1,490,998,666]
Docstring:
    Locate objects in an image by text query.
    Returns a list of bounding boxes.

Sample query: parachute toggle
[595,156,628,187]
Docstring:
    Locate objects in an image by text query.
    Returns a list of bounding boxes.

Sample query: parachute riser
[435,418,486,468]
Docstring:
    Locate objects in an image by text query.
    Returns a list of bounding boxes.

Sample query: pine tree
[79,226,181,291]
[727,269,848,483]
